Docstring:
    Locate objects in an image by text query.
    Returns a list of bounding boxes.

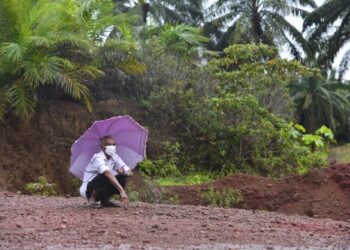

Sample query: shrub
[125,182,141,202]
[24,176,57,196]
[144,44,334,177]
[330,144,350,163]
[201,186,243,207]
[139,141,181,178]
[156,172,214,186]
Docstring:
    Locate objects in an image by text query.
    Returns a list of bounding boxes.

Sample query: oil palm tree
[0,0,102,120]
[205,0,317,55]
[145,0,205,25]
[290,72,350,133]
[116,0,205,25]
[303,0,350,79]
[141,23,209,57]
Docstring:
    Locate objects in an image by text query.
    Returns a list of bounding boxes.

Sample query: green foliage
[144,44,333,177]
[209,44,320,118]
[304,0,350,71]
[156,172,214,186]
[139,141,181,178]
[330,144,350,163]
[290,76,350,135]
[142,24,209,57]
[0,0,102,119]
[205,0,316,56]
[156,173,213,186]
[0,0,144,119]
[125,182,141,202]
[201,186,243,208]
[24,176,56,196]
[279,123,333,174]
[143,0,205,25]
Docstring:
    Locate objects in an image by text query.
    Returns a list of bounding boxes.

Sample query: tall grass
[330,144,350,163]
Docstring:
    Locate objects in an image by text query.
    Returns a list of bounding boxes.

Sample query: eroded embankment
[170,163,350,221]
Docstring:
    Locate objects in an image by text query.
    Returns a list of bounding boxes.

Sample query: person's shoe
[101,200,121,207]
[87,202,102,208]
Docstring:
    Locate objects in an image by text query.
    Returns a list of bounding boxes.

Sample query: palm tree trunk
[307,77,318,132]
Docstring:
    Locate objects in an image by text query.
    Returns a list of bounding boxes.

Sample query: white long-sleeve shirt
[79,151,130,199]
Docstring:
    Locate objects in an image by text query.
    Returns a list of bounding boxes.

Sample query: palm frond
[6,81,36,119]
[266,11,313,57]
[56,72,91,111]
[303,0,345,30]
[0,43,27,64]
[339,48,350,80]
[21,55,62,88]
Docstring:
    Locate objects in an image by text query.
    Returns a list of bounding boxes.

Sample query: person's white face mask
[105,145,116,156]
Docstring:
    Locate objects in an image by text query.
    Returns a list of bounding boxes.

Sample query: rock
[120,234,128,239]
[16,223,22,228]
[60,224,67,229]
[65,195,71,198]
[267,184,273,188]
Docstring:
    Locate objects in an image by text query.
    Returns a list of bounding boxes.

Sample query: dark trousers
[86,174,127,202]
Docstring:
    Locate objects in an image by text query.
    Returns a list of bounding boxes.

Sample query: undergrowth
[201,186,243,208]
[330,144,350,163]
[24,176,57,196]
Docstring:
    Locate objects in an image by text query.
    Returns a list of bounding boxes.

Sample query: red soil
[0,190,349,249]
[170,163,350,221]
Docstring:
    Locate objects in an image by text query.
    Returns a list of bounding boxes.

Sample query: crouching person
[79,135,132,207]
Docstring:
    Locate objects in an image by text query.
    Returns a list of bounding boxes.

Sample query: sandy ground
[0,191,349,249]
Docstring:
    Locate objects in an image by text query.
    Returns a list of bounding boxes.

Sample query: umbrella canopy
[70,115,148,180]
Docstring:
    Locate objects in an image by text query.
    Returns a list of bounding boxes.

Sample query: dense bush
[139,141,181,178]
[143,44,334,177]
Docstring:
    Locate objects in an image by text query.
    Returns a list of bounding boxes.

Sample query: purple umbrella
[70,115,148,180]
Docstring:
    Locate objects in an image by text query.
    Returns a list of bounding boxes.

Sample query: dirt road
[0,191,349,249]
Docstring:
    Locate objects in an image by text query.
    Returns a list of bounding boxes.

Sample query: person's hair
[100,135,115,145]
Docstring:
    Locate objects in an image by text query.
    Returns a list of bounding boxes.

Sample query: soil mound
[171,163,350,221]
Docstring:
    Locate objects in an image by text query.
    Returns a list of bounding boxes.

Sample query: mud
[0,190,349,249]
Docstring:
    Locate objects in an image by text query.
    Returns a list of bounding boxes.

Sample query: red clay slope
[170,163,350,221]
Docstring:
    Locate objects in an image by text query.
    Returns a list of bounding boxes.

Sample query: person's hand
[125,170,133,176]
[120,191,129,207]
